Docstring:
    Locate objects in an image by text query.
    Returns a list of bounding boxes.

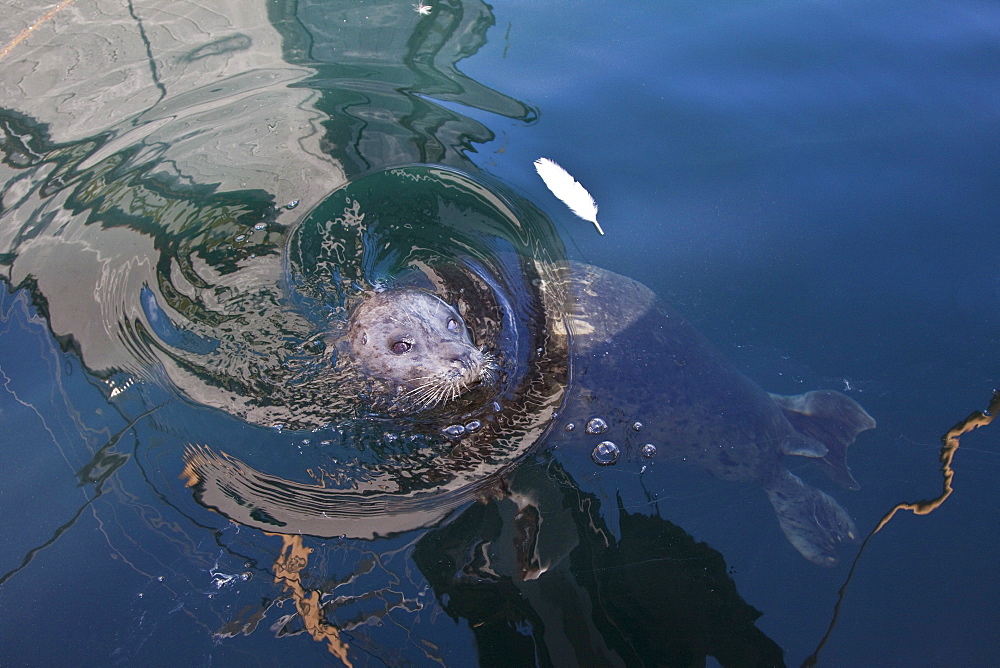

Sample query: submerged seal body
[346,288,497,413]
[552,263,875,566]
[344,262,874,566]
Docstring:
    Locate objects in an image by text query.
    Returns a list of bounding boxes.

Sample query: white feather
[533,157,604,235]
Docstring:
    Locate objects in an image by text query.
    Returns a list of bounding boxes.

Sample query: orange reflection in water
[874,389,1000,532]
[270,533,353,668]
[804,389,1000,667]
[0,0,76,60]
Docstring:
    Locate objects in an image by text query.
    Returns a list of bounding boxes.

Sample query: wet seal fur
[346,288,497,414]
[347,262,875,566]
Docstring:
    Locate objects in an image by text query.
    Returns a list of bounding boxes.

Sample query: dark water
[1,1,998,665]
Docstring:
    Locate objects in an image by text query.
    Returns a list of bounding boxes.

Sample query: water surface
[1,1,998,665]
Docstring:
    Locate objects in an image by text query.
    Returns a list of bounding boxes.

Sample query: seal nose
[447,349,484,381]
[450,356,475,375]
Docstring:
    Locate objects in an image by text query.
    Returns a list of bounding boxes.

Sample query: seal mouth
[395,349,499,413]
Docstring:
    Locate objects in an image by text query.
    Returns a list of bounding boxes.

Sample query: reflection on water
[412,454,786,666]
[270,534,352,666]
[0,1,576,664]
[2,0,995,665]
[804,388,1000,667]
[0,0,537,425]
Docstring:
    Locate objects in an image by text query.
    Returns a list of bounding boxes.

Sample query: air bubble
[253,222,267,231]
[632,421,644,432]
[235,234,247,242]
[285,200,300,210]
[465,420,482,433]
[564,422,576,432]
[442,424,466,437]
[585,417,608,435]
[591,441,620,466]
[641,443,657,458]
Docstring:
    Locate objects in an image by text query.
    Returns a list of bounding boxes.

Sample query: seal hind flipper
[769,390,876,491]
[765,468,858,567]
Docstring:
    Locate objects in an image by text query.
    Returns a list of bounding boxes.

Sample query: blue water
[1,0,998,665]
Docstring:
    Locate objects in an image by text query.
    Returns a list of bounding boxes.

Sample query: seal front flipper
[765,468,858,567]
[770,389,876,491]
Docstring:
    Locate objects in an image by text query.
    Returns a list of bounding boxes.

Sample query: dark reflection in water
[413,454,786,667]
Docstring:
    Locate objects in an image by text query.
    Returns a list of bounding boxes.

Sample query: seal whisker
[399,376,460,411]
[401,382,438,409]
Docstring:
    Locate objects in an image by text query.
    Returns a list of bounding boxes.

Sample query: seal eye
[446,318,459,333]
[390,340,413,354]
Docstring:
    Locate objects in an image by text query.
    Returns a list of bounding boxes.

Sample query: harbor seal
[183,167,874,567]
[346,288,498,413]
[341,261,875,566]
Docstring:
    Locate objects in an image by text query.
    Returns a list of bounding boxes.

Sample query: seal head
[347,288,496,413]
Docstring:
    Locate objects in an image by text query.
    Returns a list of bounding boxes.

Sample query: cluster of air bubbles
[442,420,485,439]
[585,417,608,435]
[591,441,620,466]
[641,443,657,458]
[234,219,276,245]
